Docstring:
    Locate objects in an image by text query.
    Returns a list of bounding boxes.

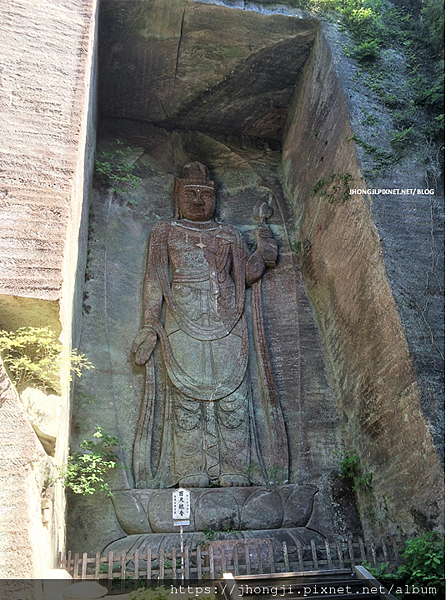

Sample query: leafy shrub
[340,452,372,491]
[421,0,445,56]
[415,71,445,110]
[399,532,445,593]
[390,126,415,150]
[312,178,327,194]
[128,587,178,600]
[352,40,380,62]
[57,427,123,496]
[0,326,93,394]
[94,140,142,197]
[365,532,445,598]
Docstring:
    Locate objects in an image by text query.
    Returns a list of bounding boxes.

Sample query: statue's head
[174,162,217,221]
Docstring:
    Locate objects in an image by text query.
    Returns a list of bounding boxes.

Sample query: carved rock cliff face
[65,0,445,554]
[281,30,444,535]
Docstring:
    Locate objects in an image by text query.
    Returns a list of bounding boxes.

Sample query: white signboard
[172,488,190,521]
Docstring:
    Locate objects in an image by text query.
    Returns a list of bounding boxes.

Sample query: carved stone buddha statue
[132,162,289,489]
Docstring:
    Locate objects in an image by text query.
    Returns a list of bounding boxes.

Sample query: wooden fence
[58,536,405,581]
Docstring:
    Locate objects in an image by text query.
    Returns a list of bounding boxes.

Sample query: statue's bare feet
[179,474,210,488]
[220,475,250,487]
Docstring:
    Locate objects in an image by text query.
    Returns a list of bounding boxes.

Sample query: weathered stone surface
[0,0,97,301]
[282,29,444,536]
[99,0,318,143]
[112,485,316,534]
[0,0,98,580]
[321,20,445,463]
[102,526,325,557]
[111,490,152,535]
[0,362,52,577]
[20,388,61,456]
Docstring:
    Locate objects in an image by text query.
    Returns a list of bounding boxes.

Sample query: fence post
[172,547,177,580]
[159,548,165,579]
[134,549,139,580]
[196,545,202,580]
[147,548,152,582]
[325,540,333,569]
[282,541,289,573]
[94,551,100,580]
[244,541,251,575]
[336,541,344,569]
[74,553,80,579]
[310,540,318,570]
[296,540,303,571]
[108,551,113,582]
[209,546,214,580]
[267,540,275,574]
[185,545,190,580]
[347,539,355,568]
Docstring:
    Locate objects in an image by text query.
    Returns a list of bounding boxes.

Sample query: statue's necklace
[173,220,221,232]
[173,220,221,251]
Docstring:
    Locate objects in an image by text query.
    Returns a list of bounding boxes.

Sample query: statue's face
[179,186,216,221]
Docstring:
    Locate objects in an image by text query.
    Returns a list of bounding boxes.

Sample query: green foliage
[382,94,403,109]
[352,135,396,173]
[0,326,93,394]
[340,452,372,492]
[291,241,302,253]
[203,527,216,541]
[203,525,238,541]
[390,126,415,150]
[361,113,378,126]
[57,427,124,496]
[312,173,353,202]
[414,68,445,140]
[99,561,122,574]
[425,113,445,140]
[128,587,173,600]
[94,140,142,200]
[266,464,289,484]
[351,40,380,62]
[312,178,327,194]
[364,533,445,598]
[399,532,445,593]
[421,0,445,56]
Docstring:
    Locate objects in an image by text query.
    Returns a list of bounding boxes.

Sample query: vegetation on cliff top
[253,0,445,173]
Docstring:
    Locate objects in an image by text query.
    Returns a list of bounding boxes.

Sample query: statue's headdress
[174,162,216,218]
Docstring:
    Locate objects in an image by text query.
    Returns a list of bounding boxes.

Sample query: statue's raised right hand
[132,327,158,365]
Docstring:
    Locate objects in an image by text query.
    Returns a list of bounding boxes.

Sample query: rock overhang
[99,0,320,145]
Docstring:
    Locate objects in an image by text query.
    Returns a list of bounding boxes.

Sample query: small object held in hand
[253,199,277,266]
[253,199,274,223]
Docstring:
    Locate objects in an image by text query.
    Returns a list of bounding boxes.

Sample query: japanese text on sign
[172,488,191,520]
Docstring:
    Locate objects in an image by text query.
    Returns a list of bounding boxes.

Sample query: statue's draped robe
[133,219,288,488]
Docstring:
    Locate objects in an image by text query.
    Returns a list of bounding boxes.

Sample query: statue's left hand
[132,327,158,365]
[256,224,278,267]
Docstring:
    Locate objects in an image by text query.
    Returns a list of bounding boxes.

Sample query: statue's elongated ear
[173,177,182,218]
